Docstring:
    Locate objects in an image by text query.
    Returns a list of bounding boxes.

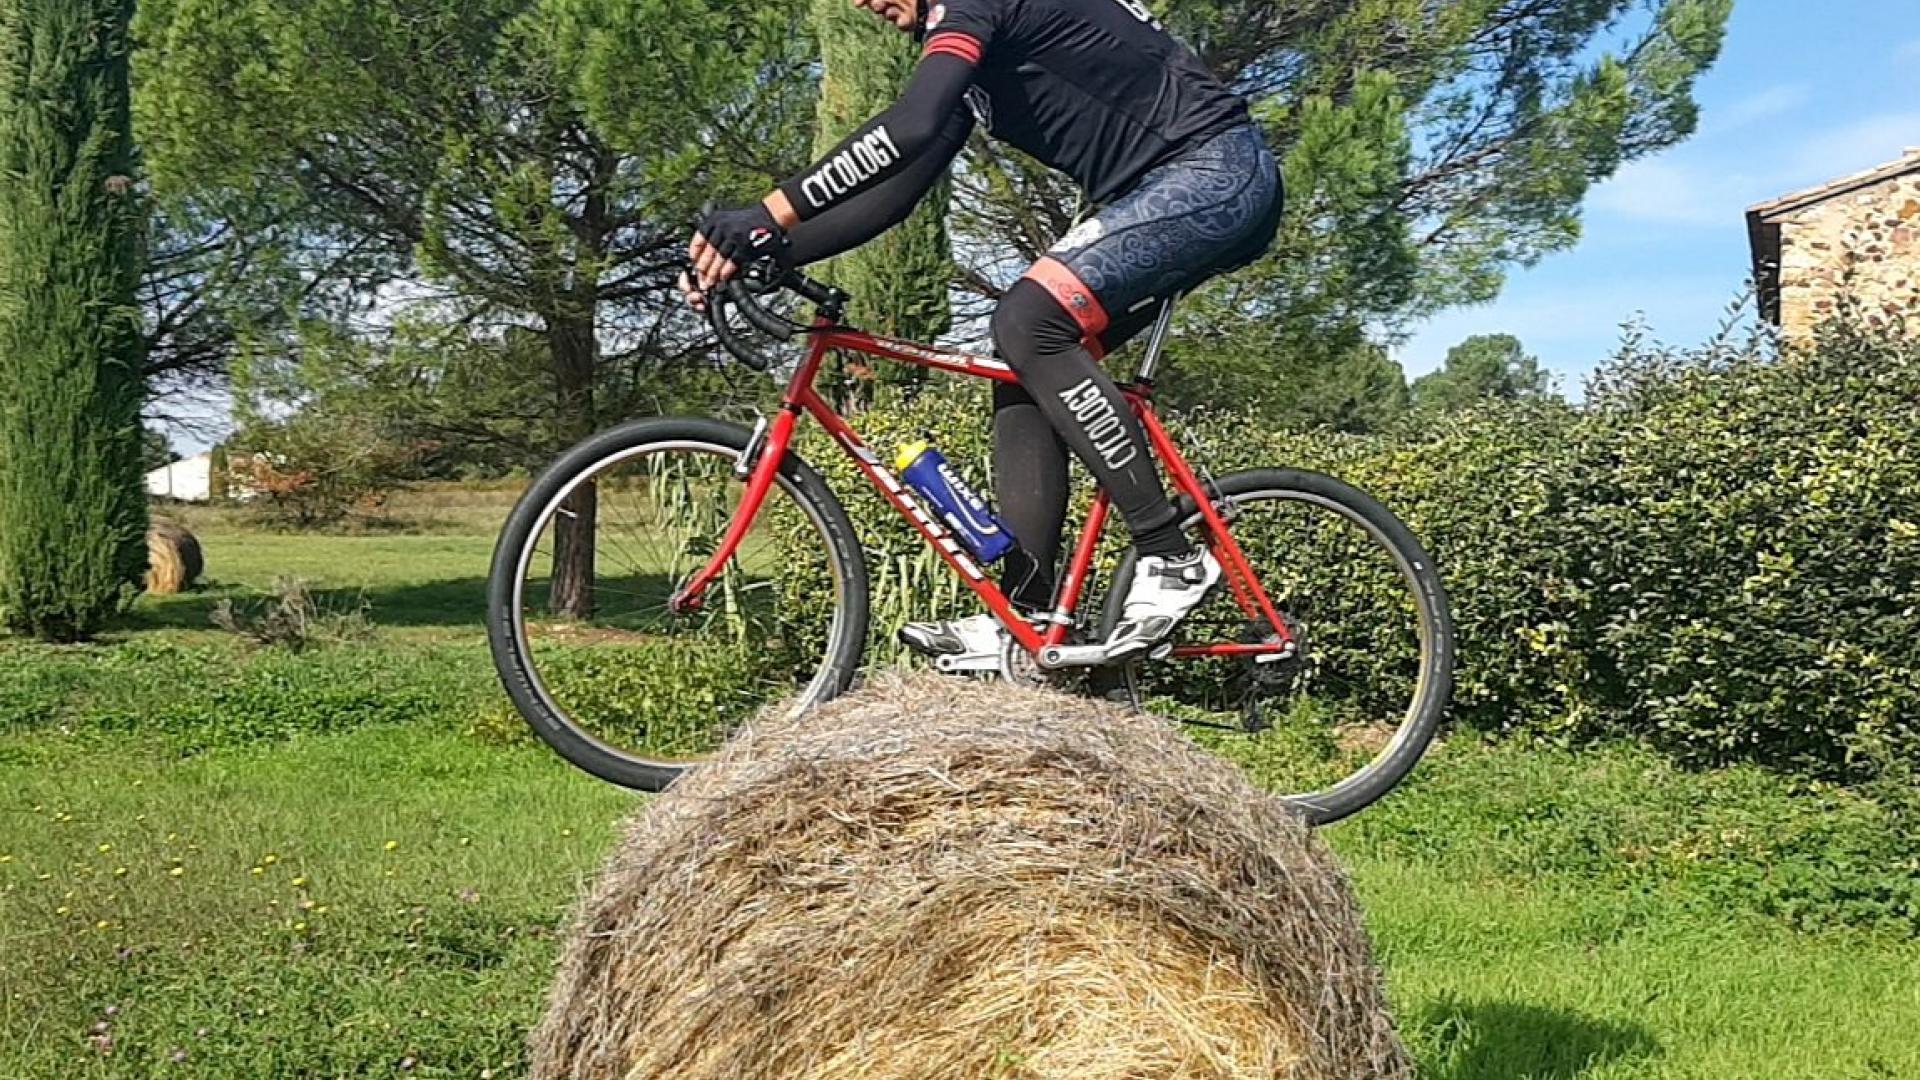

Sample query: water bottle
[895,441,1018,564]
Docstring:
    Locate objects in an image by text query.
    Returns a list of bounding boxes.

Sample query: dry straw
[533,672,1412,1080]
[144,521,203,595]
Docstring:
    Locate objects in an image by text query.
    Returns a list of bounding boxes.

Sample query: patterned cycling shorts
[1023,123,1283,346]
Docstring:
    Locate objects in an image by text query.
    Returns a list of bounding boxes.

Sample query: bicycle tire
[1103,468,1453,825]
[487,417,870,792]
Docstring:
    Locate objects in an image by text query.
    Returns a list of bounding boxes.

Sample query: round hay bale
[532,673,1412,1080]
[144,521,203,595]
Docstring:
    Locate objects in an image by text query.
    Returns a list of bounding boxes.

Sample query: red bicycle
[488,265,1452,823]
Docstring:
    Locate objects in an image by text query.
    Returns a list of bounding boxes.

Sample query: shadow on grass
[127,573,698,632]
[129,578,493,630]
[1417,999,1660,1079]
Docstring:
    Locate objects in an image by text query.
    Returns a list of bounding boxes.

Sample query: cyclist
[680,0,1282,665]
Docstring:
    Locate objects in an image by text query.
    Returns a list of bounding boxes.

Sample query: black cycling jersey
[778,0,1249,223]
[928,0,1249,201]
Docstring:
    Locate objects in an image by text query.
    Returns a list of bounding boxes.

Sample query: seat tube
[1133,296,1180,383]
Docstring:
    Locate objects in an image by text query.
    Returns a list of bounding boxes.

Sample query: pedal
[1041,634,1178,669]
[933,651,1001,674]
[1035,642,1114,669]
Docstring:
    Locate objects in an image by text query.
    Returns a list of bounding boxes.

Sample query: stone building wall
[1773,168,1920,341]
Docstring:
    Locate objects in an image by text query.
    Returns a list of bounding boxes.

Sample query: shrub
[0,0,149,642]
[1565,327,1920,776]
[211,577,375,652]
[230,409,425,528]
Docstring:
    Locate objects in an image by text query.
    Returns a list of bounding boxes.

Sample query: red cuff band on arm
[922,32,983,65]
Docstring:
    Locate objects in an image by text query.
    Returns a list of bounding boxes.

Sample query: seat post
[1134,295,1180,383]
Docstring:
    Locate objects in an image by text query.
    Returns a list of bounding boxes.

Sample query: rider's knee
[991,278,1083,370]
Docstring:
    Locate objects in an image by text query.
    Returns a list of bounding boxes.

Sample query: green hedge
[780,330,1919,782]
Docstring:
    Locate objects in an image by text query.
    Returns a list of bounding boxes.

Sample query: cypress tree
[809,0,952,397]
[0,0,149,641]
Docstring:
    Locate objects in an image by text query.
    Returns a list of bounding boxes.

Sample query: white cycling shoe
[906,548,1223,673]
[1101,547,1222,661]
[898,612,1008,672]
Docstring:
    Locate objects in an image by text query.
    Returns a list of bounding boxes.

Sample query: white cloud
[1782,111,1920,184]
[1593,110,1920,226]
[1705,83,1811,136]
[1591,158,1736,226]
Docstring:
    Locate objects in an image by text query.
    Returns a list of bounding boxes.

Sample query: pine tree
[809,0,952,398]
[1412,335,1555,412]
[0,0,149,641]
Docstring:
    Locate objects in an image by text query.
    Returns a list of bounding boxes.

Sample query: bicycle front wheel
[1103,468,1453,825]
[487,417,869,792]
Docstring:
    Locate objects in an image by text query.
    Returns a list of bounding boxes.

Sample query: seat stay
[1132,396,1296,650]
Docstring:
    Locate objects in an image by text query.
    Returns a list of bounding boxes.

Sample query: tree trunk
[547,306,599,620]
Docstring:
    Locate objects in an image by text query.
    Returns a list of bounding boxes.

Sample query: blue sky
[1394,0,1920,393]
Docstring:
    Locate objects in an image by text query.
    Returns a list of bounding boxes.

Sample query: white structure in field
[145,452,214,502]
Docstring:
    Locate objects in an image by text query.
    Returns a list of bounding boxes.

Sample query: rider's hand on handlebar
[682,204,790,311]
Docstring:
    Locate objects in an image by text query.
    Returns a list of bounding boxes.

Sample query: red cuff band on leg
[1021,256,1111,342]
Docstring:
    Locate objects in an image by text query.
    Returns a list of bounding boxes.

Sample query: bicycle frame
[672,312,1296,665]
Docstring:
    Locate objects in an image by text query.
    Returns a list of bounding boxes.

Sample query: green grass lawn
[2,515,1916,1078]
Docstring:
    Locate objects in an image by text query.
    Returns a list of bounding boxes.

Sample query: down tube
[799,388,1046,654]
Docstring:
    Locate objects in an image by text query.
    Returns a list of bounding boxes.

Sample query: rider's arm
[767,44,981,226]
[785,103,974,266]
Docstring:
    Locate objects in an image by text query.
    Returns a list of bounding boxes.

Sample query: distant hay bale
[532,673,1412,1080]
[144,521,203,595]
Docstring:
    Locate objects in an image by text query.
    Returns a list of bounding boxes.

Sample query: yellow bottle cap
[894,440,930,473]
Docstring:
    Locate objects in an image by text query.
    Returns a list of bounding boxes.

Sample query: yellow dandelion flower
[458,837,471,847]
[114,867,128,877]
[0,854,12,863]
[291,876,309,888]
[383,840,399,852]
[562,828,574,838]
[293,922,307,932]
[250,866,264,877]
[55,906,70,916]
[316,905,330,914]
[95,920,111,931]
[169,867,185,878]
[96,843,112,854]
[263,854,279,866]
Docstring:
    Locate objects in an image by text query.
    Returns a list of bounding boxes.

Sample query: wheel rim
[507,438,850,767]
[1120,486,1443,815]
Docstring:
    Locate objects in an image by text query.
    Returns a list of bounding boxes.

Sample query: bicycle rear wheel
[1103,468,1452,825]
[487,417,869,792]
